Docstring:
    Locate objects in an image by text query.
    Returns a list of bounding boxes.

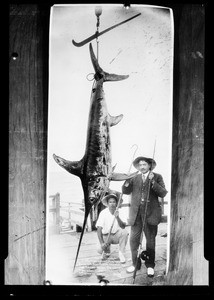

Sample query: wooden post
[49,193,60,234]
[7,4,49,284]
[55,193,60,234]
[166,4,207,285]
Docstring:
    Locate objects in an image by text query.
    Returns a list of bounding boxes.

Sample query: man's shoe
[126,259,142,273]
[119,251,126,263]
[147,267,154,277]
[126,265,135,273]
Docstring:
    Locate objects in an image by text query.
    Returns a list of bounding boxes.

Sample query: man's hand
[114,209,119,218]
[101,242,110,251]
[123,179,130,187]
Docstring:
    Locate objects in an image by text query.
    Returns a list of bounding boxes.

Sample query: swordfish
[53,43,137,271]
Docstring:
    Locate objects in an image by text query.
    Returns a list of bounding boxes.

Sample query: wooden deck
[46,222,167,286]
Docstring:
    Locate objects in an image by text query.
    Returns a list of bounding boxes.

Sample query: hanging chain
[95,7,102,62]
[96,15,99,61]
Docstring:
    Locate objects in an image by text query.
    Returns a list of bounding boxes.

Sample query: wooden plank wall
[7,3,206,287]
[7,4,49,284]
[166,4,207,285]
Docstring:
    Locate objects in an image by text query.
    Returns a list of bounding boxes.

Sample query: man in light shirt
[122,156,168,277]
[96,191,129,263]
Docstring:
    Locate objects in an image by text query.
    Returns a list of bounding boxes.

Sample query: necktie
[142,175,146,183]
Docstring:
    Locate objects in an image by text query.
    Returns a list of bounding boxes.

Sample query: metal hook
[126,144,138,174]
[131,144,138,161]
[152,138,157,160]
[72,13,141,47]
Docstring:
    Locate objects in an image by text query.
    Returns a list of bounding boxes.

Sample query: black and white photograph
[46,3,173,285]
[7,2,207,295]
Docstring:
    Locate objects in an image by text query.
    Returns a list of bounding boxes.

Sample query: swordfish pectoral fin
[53,153,83,177]
[108,113,123,127]
[109,170,139,181]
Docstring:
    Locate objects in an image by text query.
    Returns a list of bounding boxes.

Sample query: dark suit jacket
[122,172,168,226]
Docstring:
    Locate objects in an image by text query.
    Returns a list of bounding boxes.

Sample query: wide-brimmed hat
[101,189,123,207]
[133,156,156,170]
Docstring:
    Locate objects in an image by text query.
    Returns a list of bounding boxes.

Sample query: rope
[86,73,95,81]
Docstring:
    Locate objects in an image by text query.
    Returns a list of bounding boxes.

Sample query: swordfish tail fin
[73,209,91,272]
[89,43,129,82]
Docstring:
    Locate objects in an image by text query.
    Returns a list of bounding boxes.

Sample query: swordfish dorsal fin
[108,113,123,127]
[53,153,83,177]
[89,43,129,82]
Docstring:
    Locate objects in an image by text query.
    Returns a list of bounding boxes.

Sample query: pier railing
[49,193,168,235]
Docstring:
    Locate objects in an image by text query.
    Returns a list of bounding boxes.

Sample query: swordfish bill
[53,43,138,271]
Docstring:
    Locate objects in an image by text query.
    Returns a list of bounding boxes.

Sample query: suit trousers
[130,203,158,268]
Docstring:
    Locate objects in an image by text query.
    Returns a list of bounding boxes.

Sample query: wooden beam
[7,4,49,284]
[166,4,206,285]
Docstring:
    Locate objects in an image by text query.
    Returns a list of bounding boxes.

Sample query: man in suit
[122,156,167,277]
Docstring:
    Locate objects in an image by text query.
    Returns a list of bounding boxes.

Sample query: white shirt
[96,207,125,234]
[138,170,150,181]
